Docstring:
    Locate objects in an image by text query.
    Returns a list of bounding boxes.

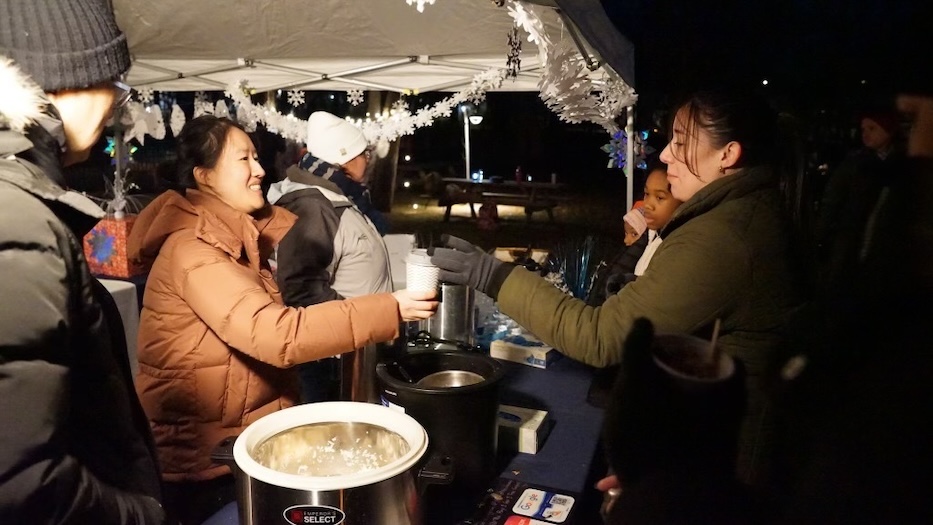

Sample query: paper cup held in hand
[406,249,440,292]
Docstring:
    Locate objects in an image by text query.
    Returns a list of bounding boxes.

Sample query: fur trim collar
[0,57,48,133]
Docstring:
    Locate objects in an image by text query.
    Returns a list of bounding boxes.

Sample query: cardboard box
[83,215,146,278]
[490,337,561,369]
[497,404,551,454]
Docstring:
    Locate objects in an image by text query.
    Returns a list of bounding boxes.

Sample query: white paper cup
[406,249,440,292]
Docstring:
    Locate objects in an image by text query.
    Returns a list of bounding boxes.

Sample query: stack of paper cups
[406,249,440,292]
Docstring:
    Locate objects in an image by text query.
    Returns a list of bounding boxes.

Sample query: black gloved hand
[428,234,514,300]
[605,272,637,296]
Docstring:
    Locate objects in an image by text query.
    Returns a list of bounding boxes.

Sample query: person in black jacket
[0,1,165,523]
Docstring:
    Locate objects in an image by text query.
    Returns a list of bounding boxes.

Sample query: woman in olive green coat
[430,89,806,487]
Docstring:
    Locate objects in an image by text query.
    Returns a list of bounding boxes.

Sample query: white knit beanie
[306,111,367,166]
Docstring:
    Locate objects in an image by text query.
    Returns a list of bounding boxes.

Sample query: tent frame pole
[625,104,635,211]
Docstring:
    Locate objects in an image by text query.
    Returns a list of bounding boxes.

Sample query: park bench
[438,179,569,223]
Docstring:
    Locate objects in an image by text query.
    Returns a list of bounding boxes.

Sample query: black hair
[644,156,671,192]
[165,115,245,192]
[673,88,814,288]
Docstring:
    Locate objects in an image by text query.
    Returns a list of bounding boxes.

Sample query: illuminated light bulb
[403,181,411,188]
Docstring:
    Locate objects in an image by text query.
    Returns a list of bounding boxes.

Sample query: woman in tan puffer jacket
[127,115,436,525]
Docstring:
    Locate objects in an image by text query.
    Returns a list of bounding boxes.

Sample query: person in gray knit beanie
[1,0,133,165]
[1,1,165,524]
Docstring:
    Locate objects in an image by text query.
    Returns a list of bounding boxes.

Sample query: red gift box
[83,215,146,278]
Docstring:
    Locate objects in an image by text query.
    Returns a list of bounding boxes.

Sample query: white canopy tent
[112,0,638,207]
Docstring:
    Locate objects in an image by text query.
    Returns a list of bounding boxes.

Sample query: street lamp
[463,109,484,180]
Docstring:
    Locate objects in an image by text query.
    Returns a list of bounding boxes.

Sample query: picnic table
[439,178,570,222]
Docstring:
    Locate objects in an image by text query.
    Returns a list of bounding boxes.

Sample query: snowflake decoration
[601,130,655,170]
[136,87,155,105]
[195,91,208,104]
[347,89,365,106]
[286,90,305,107]
[601,130,626,169]
[405,0,436,12]
[414,108,434,128]
[392,98,408,113]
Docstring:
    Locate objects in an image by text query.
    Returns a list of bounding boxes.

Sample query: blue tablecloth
[201,356,603,525]
[497,358,604,494]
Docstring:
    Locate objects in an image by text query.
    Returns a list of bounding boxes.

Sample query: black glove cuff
[485,262,516,300]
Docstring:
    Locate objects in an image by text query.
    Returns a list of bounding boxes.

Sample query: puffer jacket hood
[0,57,47,137]
[0,57,102,237]
[267,165,353,209]
[129,188,296,272]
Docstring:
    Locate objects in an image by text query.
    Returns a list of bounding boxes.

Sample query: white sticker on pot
[380,395,406,413]
[512,489,574,523]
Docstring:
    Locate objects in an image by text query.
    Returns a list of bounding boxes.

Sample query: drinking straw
[710,318,722,369]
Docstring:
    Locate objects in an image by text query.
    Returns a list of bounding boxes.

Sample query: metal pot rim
[233,402,428,490]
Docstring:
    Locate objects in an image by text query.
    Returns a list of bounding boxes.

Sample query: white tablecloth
[384,233,415,291]
[100,279,140,380]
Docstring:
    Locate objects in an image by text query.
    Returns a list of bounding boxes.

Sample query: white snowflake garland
[286,89,305,107]
[221,68,506,145]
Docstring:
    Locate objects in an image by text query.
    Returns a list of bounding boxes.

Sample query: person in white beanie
[297,110,389,234]
[267,111,395,403]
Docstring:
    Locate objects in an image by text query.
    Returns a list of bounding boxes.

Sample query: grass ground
[386,185,624,253]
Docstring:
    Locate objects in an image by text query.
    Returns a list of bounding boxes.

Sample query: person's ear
[193,166,210,187]
[720,141,743,170]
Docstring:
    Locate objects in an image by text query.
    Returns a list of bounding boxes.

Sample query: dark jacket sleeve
[275,190,344,307]
[586,234,648,306]
[0,212,163,524]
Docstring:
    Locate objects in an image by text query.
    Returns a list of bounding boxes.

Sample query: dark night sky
[602,0,932,117]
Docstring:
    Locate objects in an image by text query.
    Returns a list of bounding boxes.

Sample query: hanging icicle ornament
[121,102,149,145]
[146,105,166,140]
[286,89,305,107]
[193,92,213,118]
[506,26,522,80]
[170,103,186,137]
[136,87,155,105]
[347,89,365,106]
[213,100,230,119]
[405,0,435,13]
